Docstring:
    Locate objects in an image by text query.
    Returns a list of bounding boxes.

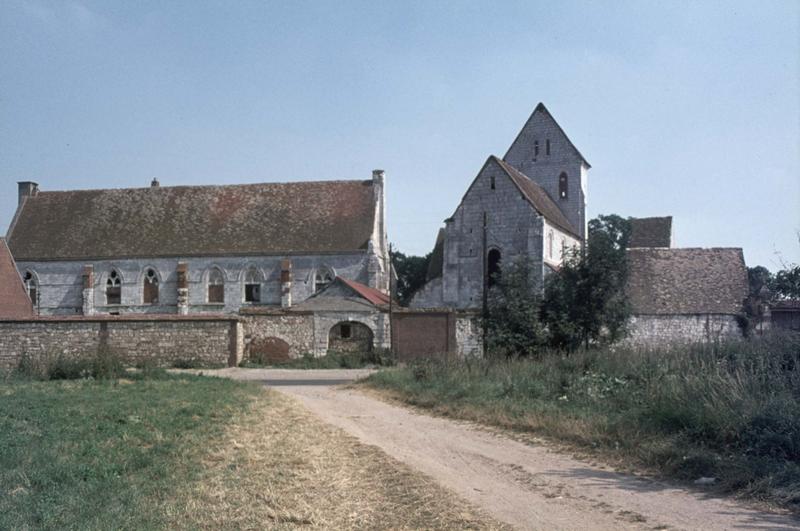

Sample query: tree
[542,215,633,351]
[390,248,431,305]
[485,257,548,357]
[773,265,800,300]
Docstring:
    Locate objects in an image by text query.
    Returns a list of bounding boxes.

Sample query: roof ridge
[31,178,373,195]
[502,102,591,168]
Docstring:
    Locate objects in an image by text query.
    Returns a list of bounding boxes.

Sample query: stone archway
[328,321,374,353]
[248,336,291,364]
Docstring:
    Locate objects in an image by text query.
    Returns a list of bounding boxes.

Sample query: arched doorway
[487,248,502,287]
[248,336,291,364]
[328,321,374,353]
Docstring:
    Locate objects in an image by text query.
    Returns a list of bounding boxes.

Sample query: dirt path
[209,368,800,530]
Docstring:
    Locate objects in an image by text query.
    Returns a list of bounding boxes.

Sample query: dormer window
[143,268,159,304]
[559,172,568,200]
[106,269,121,305]
[315,267,334,293]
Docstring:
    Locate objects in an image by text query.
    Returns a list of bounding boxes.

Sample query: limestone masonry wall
[624,314,743,346]
[0,317,240,370]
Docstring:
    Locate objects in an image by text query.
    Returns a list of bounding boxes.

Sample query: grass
[360,332,800,512]
[1,370,501,529]
[241,349,396,369]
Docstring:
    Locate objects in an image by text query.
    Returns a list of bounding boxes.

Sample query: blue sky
[1,0,798,269]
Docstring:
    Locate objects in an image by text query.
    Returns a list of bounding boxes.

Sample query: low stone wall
[624,314,743,346]
[455,313,483,358]
[0,316,241,370]
[241,313,315,359]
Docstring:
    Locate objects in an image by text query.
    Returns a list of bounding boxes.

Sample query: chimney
[18,181,39,207]
[281,259,292,308]
[151,178,160,188]
[372,169,385,185]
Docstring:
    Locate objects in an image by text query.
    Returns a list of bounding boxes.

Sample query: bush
[15,348,125,381]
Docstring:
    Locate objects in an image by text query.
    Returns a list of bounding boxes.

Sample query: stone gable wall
[0,317,240,370]
[442,157,545,309]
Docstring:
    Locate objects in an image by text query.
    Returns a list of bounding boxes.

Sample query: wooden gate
[391,311,455,362]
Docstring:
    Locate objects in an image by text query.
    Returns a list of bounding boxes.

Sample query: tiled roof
[0,238,34,318]
[629,216,672,248]
[337,277,391,306]
[626,248,747,315]
[493,157,580,238]
[7,180,376,260]
[293,276,389,311]
[426,228,445,281]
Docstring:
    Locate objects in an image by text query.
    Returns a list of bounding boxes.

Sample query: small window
[208,268,225,303]
[560,238,567,260]
[534,140,539,158]
[490,176,496,190]
[106,269,121,305]
[315,267,334,293]
[546,139,551,156]
[23,271,38,305]
[548,231,554,258]
[340,324,352,339]
[244,267,261,303]
[143,268,159,304]
[487,249,501,288]
[559,172,568,200]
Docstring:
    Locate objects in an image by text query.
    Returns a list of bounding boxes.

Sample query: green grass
[0,371,261,530]
[241,349,395,369]
[361,333,800,511]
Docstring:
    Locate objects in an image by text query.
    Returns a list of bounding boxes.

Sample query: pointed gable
[0,238,34,318]
[503,102,590,168]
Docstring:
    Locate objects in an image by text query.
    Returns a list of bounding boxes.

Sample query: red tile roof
[0,238,34,318]
[337,276,391,306]
[8,180,377,260]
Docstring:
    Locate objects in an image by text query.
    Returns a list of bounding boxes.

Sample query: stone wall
[455,312,483,358]
[624,314,744,346]
[0,316,241,370]
[241,313,315,359]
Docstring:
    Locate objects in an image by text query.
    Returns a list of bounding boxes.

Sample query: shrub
[15,348,125,381]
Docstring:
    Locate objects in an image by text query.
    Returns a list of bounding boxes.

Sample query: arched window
[243,267,261,303]
[559,172,568,200]
[106,269,122,305]
[547,231,554,258]
[315,267,334,293]
[143,268,159,304]
[23,271,38,305]
[207,268,225,303]
[487,249,501,287]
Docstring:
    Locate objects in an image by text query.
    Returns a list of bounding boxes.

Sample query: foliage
[240,349,395,369]
[15,348,125,381]
[774,265,800,300]
[362,333,800,510]
[485,257,548,357]
[542,214,633,350]
[390,247,431,305]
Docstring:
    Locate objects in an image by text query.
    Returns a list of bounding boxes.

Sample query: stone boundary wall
[624,314,743,346]
[0,315,241,370]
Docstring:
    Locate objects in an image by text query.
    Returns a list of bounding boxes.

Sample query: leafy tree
[390,248,431,305]
[773,265,800,300]
[485,257,548,357]
[542,214,633,351]
[743,266,774,333]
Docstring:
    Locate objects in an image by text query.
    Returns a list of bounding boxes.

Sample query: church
[411,103,588,309]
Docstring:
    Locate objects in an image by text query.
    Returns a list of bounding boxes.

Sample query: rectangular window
[490,176,496,190]
[546,139,551,155]
[340,324,352,339]
[208,284,224,304]
[245,284,260,303]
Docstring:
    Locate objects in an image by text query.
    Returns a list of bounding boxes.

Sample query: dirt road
[212,368,800,530]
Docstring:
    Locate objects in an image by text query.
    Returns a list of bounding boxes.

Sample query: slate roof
[626,248,747,315]
[493,157,580,238]
[0,238,34,318]
[629,216,672,248]
[7,180,377,261]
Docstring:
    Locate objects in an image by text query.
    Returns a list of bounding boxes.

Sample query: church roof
[0,238,34,318]
[493,157,580,238]
[626,248,747,315]
[7,180,377,261]
[503,102,591,168]
[629,216,672,248]
[425,228,445,282]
